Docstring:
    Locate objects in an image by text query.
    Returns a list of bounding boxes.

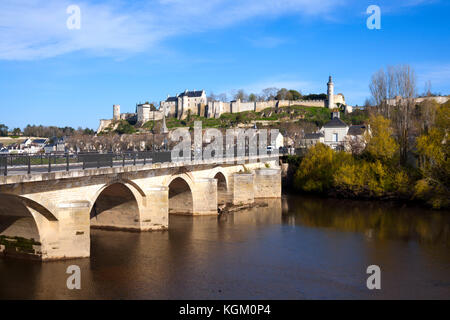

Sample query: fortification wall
[97,119,113,133]
[277,99,326,108]
[416,96,449,104]
[254,101,275,112]
[239,102,256,112]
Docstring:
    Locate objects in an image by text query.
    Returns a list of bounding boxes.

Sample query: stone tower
[327,76,335,109]
[113,104,121,121]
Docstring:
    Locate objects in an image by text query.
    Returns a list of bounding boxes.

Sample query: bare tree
[344,135,366,156]
[208,92,217,102]
[217,93,227,102]
[393,64,416,165]
[261,87,278,101]
[233,89,248,102]
[370,64,417,164]
[424,80,432,97]
[369,68,388,117]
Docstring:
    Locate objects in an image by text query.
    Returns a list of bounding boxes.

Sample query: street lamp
[160,103,169,151]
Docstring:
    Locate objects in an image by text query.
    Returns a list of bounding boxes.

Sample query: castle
[97,76,351,132]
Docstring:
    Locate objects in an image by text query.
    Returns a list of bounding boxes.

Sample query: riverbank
[282,144,449,210]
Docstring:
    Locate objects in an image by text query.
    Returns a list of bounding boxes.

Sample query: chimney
[332,111,340,119]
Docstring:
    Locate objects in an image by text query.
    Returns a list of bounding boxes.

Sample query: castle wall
[277,100,326,108]
[255,101,276,112]
[238,101,256,112]
[97,119,113,134]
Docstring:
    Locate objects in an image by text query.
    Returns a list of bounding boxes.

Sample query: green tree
[115,121,136,135]
[0,124,8,136]
[289,90,302,100]
[294,143,351,193]
[364,114,398,163]
[276,88,292,100]
[415,103,450,208]
[12,128,22,136]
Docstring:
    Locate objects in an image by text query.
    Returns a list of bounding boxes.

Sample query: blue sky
[1,0,449,130]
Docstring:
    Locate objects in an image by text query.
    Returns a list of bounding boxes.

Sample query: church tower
[327,76,335,109]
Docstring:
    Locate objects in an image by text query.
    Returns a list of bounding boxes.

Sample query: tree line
[0,124,95,138]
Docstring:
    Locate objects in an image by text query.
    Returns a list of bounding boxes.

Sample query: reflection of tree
[283,196,450,245]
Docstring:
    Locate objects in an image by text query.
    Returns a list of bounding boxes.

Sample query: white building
[160,90,207,119]
[320,112,349,150]
[274,132,284,149]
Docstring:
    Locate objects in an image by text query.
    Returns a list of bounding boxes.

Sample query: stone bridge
[0,154,281,260]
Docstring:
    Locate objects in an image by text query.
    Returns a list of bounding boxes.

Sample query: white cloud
[0,0,345,60]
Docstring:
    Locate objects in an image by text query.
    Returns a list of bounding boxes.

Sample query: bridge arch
[212,171,228,205]
[89,180,145,230]
[166,174,195,215]
[0,193,57,259]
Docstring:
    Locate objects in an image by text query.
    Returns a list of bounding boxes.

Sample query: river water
[1,195,449,299]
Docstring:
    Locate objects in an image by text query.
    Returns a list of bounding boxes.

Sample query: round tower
[113,104,120,121]
[327,76,335,109]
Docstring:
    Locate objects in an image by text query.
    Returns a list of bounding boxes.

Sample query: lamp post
[161,103,169,151]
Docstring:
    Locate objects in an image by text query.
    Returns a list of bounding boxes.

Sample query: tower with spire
[327,76,335,109]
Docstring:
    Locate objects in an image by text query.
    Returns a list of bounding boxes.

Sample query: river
[0,195,449,299]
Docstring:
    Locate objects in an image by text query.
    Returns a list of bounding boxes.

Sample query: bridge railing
[1,149,282,176]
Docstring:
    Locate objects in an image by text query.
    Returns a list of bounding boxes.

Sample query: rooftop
[323,117,348,128]
[304,133,324,139]
[166,90,204,101]
[348,125,367,136]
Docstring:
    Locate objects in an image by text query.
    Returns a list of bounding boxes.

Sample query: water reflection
[0,196,449,300]
[282,196,450,245]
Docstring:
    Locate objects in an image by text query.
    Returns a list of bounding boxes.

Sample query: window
[333,133,338,142]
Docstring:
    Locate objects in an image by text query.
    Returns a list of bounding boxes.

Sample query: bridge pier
[232,173,255,205]
[254,169,282,199]
[52,201,90,259]
[140,187,168,230]
[192,178,218,215]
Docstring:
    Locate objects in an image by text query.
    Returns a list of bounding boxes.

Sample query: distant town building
[300,111,369,151]
[301,132,325,147]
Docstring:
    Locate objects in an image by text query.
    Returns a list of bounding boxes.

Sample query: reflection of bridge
[0,152,281,260]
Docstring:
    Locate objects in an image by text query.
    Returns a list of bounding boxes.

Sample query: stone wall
[254,169,281,199]
[232,173,255,205]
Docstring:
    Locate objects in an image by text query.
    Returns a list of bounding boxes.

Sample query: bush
[115,121,136,135]
[294,143,351,193]
[414,178,449,209]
